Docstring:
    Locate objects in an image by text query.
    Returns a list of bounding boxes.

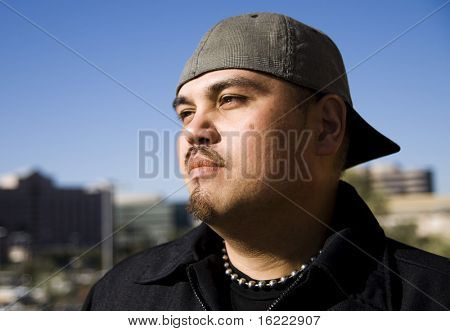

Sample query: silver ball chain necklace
[222,242,323,289]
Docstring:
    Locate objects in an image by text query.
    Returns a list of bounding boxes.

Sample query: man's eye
[178,111,193,122]
[219,95,246,108]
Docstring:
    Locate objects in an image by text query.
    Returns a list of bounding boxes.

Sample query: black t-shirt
[224,261,299,310]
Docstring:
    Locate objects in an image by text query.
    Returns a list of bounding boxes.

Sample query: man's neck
[210,184,337,281]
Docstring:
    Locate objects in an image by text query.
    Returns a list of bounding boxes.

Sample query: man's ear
[315,94,347,156]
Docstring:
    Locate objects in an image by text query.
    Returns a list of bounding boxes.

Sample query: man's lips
[187,156,223,174]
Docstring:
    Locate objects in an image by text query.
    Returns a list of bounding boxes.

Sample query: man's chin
[186,186,217,223]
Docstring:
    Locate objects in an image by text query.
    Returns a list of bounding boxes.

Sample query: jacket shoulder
[385,237,450,310]
[82,225,208,310]
[386,237,450,277]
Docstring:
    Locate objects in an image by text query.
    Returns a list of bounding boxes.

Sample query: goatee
[186,186,215,223]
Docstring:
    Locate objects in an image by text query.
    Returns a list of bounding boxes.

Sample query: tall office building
[0,170,113,267]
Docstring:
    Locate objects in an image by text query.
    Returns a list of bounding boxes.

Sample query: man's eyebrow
[172,76,269,110]
[207,77,269,95]
[172,95,192,110]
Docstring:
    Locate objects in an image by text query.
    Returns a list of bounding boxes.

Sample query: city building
[368,164,434,195]
[0,170,113,268]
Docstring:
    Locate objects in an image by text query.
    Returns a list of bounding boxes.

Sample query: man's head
[176,68,347,222]
[174,13,399,223]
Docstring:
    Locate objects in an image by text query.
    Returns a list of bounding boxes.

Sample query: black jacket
[83,181,450,310]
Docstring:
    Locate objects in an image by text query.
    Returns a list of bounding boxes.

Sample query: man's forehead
[177,69,272,97]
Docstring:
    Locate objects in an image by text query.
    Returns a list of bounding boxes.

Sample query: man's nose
[184,110,221,146]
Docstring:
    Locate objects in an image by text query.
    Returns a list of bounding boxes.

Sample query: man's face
[175,69,314,223]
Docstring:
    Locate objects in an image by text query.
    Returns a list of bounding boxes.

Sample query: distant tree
[386,223,450,258]
[342,168,388,216]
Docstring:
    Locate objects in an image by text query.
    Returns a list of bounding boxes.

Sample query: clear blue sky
[1,0,449,200]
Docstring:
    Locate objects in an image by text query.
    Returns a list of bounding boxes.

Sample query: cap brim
[344,107,400,169]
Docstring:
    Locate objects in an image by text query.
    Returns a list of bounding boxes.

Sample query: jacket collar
[134,180,390,309]
[134,222,221,284]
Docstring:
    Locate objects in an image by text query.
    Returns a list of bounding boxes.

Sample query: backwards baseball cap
[176,12,400,169]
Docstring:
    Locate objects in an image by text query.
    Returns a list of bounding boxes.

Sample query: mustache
[185,145,226,169]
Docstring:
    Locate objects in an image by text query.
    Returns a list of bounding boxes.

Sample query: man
[83,13,449,310]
